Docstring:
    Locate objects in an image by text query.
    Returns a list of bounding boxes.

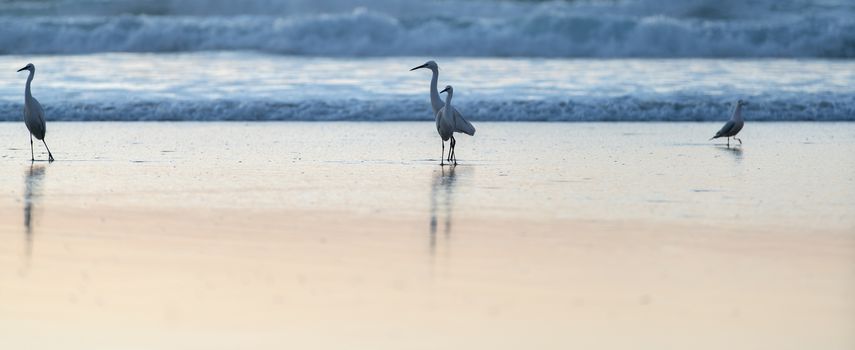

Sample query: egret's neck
[429,68,443,113]
[24,70,34,100]
[732,104,743,121]
[444,91,453,110]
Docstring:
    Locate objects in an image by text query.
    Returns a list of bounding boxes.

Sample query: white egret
[710,99,747,147]
[411,61,475,164]
[437,85,468,165]
[17,63,54,162]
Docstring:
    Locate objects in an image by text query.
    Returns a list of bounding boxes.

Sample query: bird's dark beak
[440,87,449,93]
[410,63,428,71]
[17,66,27,72]
[743,102,749,106]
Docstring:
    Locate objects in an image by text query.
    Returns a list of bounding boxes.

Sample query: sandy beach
[0,122,852,349]
[2,0,853,348]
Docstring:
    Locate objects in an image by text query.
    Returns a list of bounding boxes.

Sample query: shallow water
[0,122,852,229]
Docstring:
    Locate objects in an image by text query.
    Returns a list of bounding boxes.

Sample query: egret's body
[436,86,463,165]
[436,88,455,141]
[17,63,54,162]
[436,108,453,142]
[710,99,747,147]
[411,61,475,165]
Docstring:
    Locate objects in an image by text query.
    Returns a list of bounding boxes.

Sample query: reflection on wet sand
[429,165,458,256]
[23,163,46,263]
[717,144,743,163]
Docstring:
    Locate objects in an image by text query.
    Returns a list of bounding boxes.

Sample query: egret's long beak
[410,63,428,71]
[17,66,27,72]
[742,102,749,106]
[440,87,450,93]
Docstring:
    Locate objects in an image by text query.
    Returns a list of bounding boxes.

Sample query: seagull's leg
[29,134,34,162]
[42,140,54,162]
[440,140,445,166]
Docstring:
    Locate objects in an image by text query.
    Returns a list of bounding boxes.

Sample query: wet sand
[0,122,853,349]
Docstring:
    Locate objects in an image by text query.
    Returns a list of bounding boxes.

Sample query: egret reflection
[429,165,458,256]
[24,163,46,261]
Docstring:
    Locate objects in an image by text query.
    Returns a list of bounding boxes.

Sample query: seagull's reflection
[24,163,46,262]
[716,145,743,164]
[429,165,458,256]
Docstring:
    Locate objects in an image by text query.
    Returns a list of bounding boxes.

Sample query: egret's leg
[454,139,458,164]
[448,137,453,162]
[450,136,457,165]
[453,136,457,162]
[440,141,445,166]
[42,140,54,162]
[451,139,457,165]
[447,138,452,162]
[29,134,34,162]
[727,137,730,147]
[736,137,742,145]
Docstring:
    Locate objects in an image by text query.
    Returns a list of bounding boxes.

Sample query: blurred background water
[1,0,853,121]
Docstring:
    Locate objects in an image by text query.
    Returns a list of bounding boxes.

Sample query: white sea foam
[0,95,851,122]
[1,53,852,122]
[0,0,853,57]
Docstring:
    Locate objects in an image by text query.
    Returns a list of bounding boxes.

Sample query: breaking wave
[1,0,853,57]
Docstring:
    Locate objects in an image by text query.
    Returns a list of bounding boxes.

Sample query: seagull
[710,99,747,147]
[17,63,54,162]
[411,61,475,165]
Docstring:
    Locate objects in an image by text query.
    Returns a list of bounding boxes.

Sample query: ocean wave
[4,0,851,19]
[0,7,853,57]
[1,96,852,122]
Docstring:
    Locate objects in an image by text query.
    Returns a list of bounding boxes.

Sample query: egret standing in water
[437,85,464,165]
[710,99,747,147]
[410,61,475,165]
[17,63,54,162]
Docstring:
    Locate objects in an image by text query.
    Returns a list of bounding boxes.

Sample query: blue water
[2,0,853,57]
[0,0,853,122]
